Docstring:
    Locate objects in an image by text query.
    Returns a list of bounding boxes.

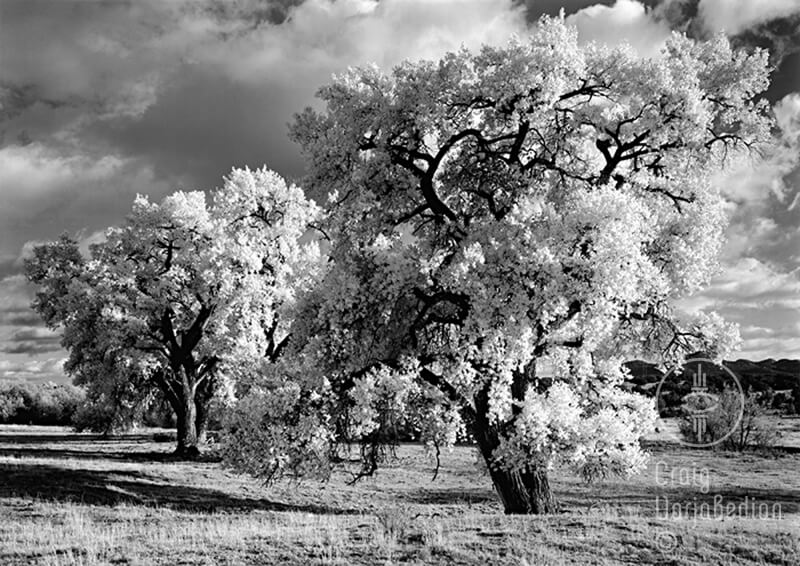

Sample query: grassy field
[0,425,798,565]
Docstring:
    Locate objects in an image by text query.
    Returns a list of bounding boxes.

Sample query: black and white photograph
[0,0,799,564]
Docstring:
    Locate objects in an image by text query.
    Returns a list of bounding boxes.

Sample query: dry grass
[0,425,798,565]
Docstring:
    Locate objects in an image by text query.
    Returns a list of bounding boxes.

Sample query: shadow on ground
[0,432,219,464]
[0,432,358,515]
[0,459,358,515]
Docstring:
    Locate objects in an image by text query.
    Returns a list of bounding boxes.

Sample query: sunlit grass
[0,426,798,565]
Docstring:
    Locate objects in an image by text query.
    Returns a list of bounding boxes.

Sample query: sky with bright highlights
[1,0,799,382]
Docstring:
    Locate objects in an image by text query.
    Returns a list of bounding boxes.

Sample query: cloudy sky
[1,0,799,382]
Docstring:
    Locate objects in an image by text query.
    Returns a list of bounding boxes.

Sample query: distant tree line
[0,381,84,426]
[0,381,186,430]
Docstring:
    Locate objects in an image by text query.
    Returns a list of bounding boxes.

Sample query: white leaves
[492,376,657,481]
[36,16,766,487]
[28,165,321,437]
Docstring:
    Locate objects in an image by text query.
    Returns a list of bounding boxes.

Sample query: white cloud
[698,0,800,35]
[0,357,67,382]
[566,0,672,56]
[0,142,174,265]
[678,257,800,359]
[705,258,800,308]
[198,0,529,85]
[0,143,124,203]
[775,92,800,144]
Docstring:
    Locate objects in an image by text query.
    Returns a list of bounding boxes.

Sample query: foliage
[221,379,334,483]
[224,15,773,510]
[679,387,780,451]
[25,167,320,451]
[71,389,175,433]
[0,381,85,426]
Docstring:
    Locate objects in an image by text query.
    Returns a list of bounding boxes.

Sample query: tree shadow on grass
[0,446,216,464]
[0,432,216,464]
[0,433,163,444]
[0,460,359,515]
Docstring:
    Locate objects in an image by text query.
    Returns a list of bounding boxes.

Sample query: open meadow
[0,424,798,565]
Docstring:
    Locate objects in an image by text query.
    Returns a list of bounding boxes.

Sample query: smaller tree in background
[680,387,779,450]
[25,167,321,456]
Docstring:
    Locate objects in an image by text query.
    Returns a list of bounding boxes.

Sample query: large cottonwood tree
[253,19,771,513]
[25,168,320,456]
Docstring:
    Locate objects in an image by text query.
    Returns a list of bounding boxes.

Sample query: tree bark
[194,375,216,447]
[472,414,558,514]
[171,375,201,459]
[195,397,210,446]
[175,397,199,458]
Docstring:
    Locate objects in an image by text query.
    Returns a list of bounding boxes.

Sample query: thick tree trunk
[194,375,216,447]
[174,387,200,459]
[195,398,210,446]
[473,416,558,514]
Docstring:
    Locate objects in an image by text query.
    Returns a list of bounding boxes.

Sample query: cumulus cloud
[737,320,800,360]
[775,92,800,144]
[0,142,175,267]
[566,0,672,56]
[703,258,800,309]
[1,0,530,260]
[679,257,800,359]
[0,358,67,382]
[1,0,799,364]
[0,274,66,374]
[711,92,800,271]
[698,0,800,35]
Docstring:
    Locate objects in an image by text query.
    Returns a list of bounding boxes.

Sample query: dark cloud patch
[767,51,800,102]
[1,341,61,356]
[10,327,57,342]
[1,326,62,356]
[514,0,615,20]
[1,310,44,327]
[202,0,306,26]
[91,64,308,191]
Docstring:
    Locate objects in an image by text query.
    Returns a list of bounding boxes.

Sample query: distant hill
[625,357,800,395]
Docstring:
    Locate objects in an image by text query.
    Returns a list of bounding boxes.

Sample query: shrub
[679,387,779,450]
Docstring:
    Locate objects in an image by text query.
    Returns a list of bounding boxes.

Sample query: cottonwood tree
[231,18,774,514]
[25,168,320,456]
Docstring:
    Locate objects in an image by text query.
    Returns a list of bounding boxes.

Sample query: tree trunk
[195,398,210,446]
[194,376,216,447]
[473,416,558,514]
[174,388,200,459]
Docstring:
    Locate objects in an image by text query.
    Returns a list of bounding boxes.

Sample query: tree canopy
[225,18,773,513]
[26,167,320,454]
[25,17,775,514]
